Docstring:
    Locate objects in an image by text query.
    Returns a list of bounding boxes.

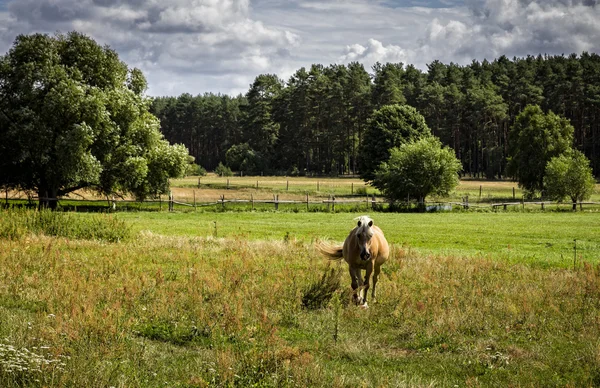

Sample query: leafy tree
[0,31,189,207]
[373,137,462,206]
[506,105,574,197]
[358,104,431,181]
[225,143,265,174]
[544,150,596,210]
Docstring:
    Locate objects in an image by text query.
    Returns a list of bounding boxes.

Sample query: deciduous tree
[358,104,431,181]
[544,150,596,210]
[0,32,189,207]
[373,137,462,206]
[506,105,574,197]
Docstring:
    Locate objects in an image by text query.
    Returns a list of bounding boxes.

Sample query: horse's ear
[368,220,373,227]
[357,221,362,227]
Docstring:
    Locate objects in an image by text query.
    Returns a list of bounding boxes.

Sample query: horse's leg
[371,263,381,303]
[361,260,374,306]
[349,266,363,305]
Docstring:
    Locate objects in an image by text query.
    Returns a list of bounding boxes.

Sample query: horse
[316,216,389,308]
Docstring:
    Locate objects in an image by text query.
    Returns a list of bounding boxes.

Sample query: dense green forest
[151,53,600,178]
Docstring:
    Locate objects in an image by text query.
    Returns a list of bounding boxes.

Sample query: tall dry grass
[1,225,600,386]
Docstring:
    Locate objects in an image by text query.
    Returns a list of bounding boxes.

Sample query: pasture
[1,209,600,387]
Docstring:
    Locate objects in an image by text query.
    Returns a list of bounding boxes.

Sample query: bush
[214,162,234,177]
[185,163,207,177]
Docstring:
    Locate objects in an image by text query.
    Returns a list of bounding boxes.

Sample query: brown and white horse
[316,216,389,307]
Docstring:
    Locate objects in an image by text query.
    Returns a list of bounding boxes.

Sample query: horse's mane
[354,215,373,227]
[354,215,374,237]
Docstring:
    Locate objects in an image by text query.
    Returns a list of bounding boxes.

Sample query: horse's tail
[315,241,344,260]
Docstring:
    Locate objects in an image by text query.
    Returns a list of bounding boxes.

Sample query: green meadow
[1,209,600,387]
[119,211,600,268]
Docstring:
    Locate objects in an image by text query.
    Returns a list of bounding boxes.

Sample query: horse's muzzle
[360,250,371,261]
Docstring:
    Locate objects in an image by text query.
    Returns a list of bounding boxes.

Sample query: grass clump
[0,209,131,242]
[301,267,342,310]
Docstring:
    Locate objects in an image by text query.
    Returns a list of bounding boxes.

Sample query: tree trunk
[572,201,577,211]
[38,187,58,210]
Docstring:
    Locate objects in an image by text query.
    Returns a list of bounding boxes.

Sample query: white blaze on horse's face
[356,217,374,261]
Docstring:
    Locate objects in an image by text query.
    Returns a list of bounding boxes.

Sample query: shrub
[215,162,234,177]
[185,163,207,177]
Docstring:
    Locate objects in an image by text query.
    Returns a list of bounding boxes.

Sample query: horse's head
[355,216,374,261]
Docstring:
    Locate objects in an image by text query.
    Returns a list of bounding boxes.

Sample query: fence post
[251,193,254,210]
[306,193,309,211]
[169,192,173,212]
[159,195,162,211]
[256,180,259,189]
[332,196,335,212]
[372,195,376,209]
[317,181,320,192]
[521,196,524,210]
[198,177,201,188]
[227,179,230,190]
[541,202,544,211]
[513,187,515,200]
[193,190,196,210]
[221,195,225,210]
[275,194,279,211]
[351,182,354,195]
[464,196,469,210]
[479,185,482,199]
[287,180,289,191]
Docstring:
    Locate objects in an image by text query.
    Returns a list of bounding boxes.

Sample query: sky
[0,0,599,97]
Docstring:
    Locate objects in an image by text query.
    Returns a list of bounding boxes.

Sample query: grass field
[1,210,600,386]
[118,211,600,268]
[170,175,600,204]
[4,176,599,212]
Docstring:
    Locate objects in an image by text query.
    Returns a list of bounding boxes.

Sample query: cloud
[0,0,599,96]
[441,0,600,60]
[341,0,600,73]
[340,39,410,68]
[0,0,299,95]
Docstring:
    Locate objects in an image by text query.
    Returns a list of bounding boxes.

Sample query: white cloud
[0,0,599,95]
[340,39,409,68]
[341,0,600,74]
[0,0,299,95]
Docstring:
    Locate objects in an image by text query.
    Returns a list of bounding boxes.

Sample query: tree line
[151,53,600,178]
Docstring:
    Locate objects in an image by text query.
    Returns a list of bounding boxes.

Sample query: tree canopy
[152,54,600,179]
[506,105,574,197]
[544,150,596,210]
[358,104,431,181]
[372,137,462,205]
[0,31,188,207]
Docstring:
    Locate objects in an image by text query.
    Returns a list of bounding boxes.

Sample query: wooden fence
[3,194,600,212]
